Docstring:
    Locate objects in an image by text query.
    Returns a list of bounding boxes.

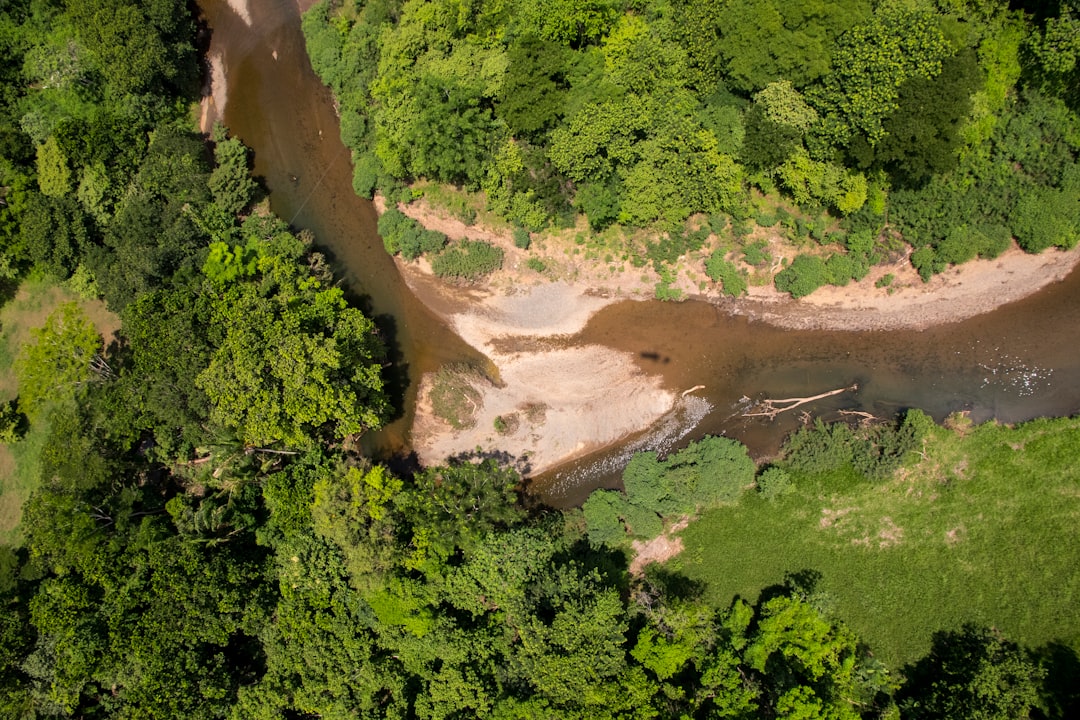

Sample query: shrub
[757,466,793,500]
[0,400,27,443]
[774,254,827,297]
[512,227,531,250]
[875,273,894,288]
[431,240,504,280]
[654,267,684,301]
[783,410,931,481]
[825,253,855,286]
[705,251,748,296]
[526,257,546,272]
[742,240,771,266]
[708,214,729,234]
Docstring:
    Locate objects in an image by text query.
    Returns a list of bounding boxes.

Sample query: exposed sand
[226,0,252,25]
[406,279,675,476]
[733,244,1080,331]
[199,53,227,134]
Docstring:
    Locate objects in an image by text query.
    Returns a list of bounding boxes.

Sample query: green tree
[14,302,101,420]
[209,125,258,216]
[813,6,951,146]
[196,256,389,447]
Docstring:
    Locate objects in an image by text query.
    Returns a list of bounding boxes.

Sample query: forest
[303,0,1080,295]
[0,0,1077,717]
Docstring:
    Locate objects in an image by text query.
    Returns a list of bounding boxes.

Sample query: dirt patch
[819,507,854,529]
[945,525,967,546]
[629,516,690,575]
[877,516,904,548]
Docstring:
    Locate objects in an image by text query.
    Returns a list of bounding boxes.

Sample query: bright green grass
[674,416,1080,670]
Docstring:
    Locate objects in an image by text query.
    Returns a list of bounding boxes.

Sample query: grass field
[0,276,119,545]
[674,415,1080,670]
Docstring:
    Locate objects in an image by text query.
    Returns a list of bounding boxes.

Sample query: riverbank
[388,194,1080,333]
[386,193,1080,474]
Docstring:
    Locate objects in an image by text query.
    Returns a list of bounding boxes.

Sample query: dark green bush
[774,254,828,297]
[512,227,531,250]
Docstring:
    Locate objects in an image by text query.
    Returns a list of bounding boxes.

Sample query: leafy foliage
[14,302,101,420]
[430,239,504,280]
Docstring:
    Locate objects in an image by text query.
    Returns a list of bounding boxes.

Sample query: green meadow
[674,416,1080,669]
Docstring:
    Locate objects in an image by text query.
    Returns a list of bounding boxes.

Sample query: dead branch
[743,384,858,420]
[839,409,878,425]
[681,384,706,397]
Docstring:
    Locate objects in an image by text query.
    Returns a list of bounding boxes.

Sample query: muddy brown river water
[200,0,1080,507]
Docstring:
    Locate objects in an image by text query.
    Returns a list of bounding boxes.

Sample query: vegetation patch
[428,364,487,429]
[678,415,1080,668]
[430,240,504,280]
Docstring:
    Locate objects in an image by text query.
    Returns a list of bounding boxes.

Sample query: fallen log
[743,383,858,420]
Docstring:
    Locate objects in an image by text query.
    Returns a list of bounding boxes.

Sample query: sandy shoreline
[404,278,675,476]
[391,195,1080,474]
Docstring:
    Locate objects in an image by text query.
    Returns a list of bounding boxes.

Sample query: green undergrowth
[676,415,1080,670]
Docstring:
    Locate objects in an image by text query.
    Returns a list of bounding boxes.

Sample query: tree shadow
[1032,641,1080,720]
[446,447,533,478]
[755,568,824,608]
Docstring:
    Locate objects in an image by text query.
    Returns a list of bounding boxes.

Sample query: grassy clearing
[0,276,119,545]
[428,363,487,430]
[675,416,1080,670]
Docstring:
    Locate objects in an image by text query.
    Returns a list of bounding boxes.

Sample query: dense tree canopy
[305,0,1080,289]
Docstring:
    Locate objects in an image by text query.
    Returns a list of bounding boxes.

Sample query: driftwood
[839,409,878,424]
[743,383,858,420]
[681,384,706,397]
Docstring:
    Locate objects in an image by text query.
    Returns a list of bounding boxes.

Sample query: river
[199,0,1080,506]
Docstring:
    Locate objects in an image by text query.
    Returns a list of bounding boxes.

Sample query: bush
[825,253,855,286]
[654,267,684,301]
[742,240,771,266]
[512,227,531,250]
[526,257,546,272]
[911,245,943,281]
[431,240,504,280]
[757,466,793,500]
[783,410,931,481]
[0,399,27,443]
[705,251,748,297]
[774,254,828,297]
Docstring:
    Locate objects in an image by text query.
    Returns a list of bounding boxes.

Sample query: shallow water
[200,0,1080,507]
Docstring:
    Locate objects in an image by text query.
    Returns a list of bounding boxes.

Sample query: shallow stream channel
[200,0,1080,507]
